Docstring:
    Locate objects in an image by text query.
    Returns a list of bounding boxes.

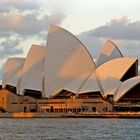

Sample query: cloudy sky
[0,0,140,80]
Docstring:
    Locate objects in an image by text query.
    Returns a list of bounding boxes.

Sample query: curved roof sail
[63,69,99,94]
[114,76,140,102]
[72,70,121,98]
[20,45,46,95]
[96,57,137,81]
[45,25,96,97]
[99,77,121,97]
[76,71,101,94]
[96,40,123,67]
[2,58,25,94]
[96,57,137,97]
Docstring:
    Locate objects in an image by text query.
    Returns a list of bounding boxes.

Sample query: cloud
[0,67,2,81]
[78,28,140,74]
[77,32,103,59]
[0,11,65,37]
[47,12,65,25]
[0,0,40,12]
[77,16,140,61]
[0,63,4,81]
[119,40,140,58]
[88,16,140,40]
[120,42,140,76]
[0,8,66,78]
[0,0,66,81]
[0,39,23,59]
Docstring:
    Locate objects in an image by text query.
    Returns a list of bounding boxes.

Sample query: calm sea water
[0,118,139,140]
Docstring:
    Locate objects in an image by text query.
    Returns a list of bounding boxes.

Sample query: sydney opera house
[0,25,140,113]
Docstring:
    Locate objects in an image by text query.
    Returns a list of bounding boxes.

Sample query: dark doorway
[24,106,27,112]
[92,107,96,112]
[103,107,108,112]
[50,106,54,112]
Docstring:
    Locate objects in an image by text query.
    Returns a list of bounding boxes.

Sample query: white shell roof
[77,71,100,94]
[96,57,137,81]
[95,57,137,97]
[63,70,92,93]
[20,45,46,95]
[63,58,137,98]
[76,71,121,98]
[45,25,96,97]
[114,76,140,102]
[96,40,123,67]
[100,77,121,97]
[63,69,100,94]
[2,58,25,94]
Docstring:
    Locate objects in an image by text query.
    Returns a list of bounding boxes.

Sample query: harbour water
[0,118,139,140]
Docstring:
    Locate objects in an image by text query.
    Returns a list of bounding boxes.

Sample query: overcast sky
[0,0,140,80]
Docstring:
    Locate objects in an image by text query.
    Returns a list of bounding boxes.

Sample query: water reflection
[0,118,139,140]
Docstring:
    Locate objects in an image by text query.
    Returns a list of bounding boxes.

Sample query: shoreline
[0,112,140,118]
